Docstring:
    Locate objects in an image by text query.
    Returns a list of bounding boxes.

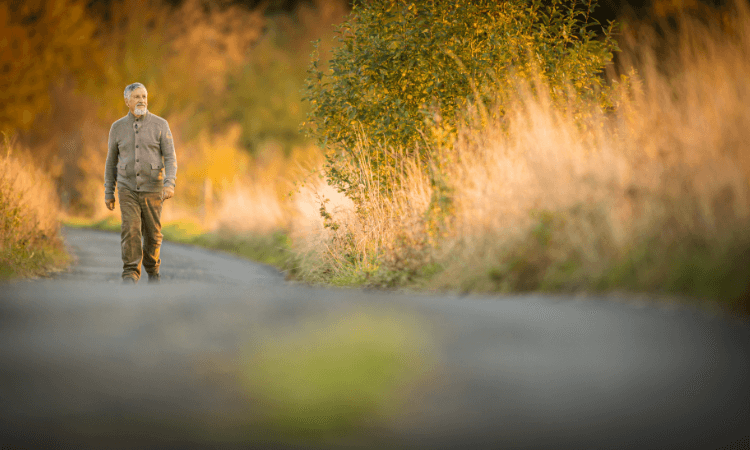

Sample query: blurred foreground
[0,228,748,448]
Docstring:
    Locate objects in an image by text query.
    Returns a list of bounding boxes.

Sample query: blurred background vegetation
[1,0,349,219]
[2,0,748,316]
[0,0,673,218]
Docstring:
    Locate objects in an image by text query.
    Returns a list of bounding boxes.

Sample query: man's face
[126,87,148,116]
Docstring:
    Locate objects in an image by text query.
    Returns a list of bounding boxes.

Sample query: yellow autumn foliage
[0,0,100,133]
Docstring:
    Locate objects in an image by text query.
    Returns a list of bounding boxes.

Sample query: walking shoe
[122,276,137,285]
[147,272,161,284]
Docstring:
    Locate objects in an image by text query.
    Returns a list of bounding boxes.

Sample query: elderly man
[104,83,177,284]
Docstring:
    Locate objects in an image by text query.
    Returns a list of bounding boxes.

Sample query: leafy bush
[306,0,620,199]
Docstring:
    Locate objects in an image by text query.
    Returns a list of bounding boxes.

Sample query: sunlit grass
[0,141,69,280]
[291,2,750,316]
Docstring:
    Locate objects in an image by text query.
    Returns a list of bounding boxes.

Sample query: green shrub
[306,0,620,199]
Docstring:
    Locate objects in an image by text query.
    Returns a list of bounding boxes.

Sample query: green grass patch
[293,251,446,290]
[184,230,294,271]
[0,236,70,281]
[239,312,435,444]
[599,233,750,316]
[457,211,750,317]
[64,215,122,232]
[161,219,206,242]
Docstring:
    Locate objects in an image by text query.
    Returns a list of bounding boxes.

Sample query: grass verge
[288,3,750,319]
[1,142,70,281]
[0,236,70,281]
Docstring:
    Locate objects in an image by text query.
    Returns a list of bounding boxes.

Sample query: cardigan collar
[127,111,151,124]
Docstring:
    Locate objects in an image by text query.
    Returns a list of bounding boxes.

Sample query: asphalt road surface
[0,228,748,449]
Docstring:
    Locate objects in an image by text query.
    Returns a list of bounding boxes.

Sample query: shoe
[147,272,161,284]
[122,277,137,285]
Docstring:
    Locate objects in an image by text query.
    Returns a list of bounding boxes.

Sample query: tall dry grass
[291,2,750,312]
[0,138,68,279]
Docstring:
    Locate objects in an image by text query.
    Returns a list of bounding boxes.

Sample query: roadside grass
[449,210,750,316]
[63,216,297,275]
[0,238,69,281]
[186,230,295,272]
[0,141,69,281]
[290,3,750,317]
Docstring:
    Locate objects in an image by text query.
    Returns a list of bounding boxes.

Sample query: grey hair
[123,83,147,100]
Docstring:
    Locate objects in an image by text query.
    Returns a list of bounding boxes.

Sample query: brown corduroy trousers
[118,188,163,280]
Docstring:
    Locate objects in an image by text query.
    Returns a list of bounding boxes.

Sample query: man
[104,83,177,284]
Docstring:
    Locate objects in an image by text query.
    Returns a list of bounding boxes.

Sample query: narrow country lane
[0,228,748,449]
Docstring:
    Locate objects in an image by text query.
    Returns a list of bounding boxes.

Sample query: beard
[134,106,148,115]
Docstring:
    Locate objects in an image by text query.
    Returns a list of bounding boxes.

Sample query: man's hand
[162,186,175,200]
[105,198,115,211]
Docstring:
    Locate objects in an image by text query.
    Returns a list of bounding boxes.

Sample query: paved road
[0,228,748,449]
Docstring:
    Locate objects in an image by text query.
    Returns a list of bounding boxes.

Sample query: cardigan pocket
[117,162,127,176]
[150,162,164,182]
